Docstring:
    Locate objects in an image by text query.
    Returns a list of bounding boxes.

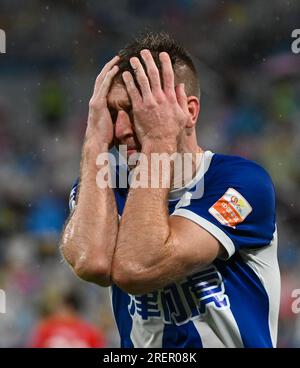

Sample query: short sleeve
[69,179,79,214]
[171,156,276,260]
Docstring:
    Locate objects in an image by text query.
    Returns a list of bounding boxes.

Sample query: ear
[187,96,200,129]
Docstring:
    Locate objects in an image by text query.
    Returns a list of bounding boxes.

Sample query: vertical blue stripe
[111,285,134,348]
[215,254,273,347]
[162,321,203,348]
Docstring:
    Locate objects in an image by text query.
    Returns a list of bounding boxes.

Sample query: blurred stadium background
[0,0,299,347]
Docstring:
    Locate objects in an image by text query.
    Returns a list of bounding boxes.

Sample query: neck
[171,145,203,190]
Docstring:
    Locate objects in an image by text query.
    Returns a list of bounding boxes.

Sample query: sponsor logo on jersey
[209,188,252,228]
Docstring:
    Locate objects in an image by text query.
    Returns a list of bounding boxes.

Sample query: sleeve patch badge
[208,188,252,228]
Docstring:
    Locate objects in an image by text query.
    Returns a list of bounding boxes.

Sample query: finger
[122,71,142,107]
[96,64,119,99]
[140,49,162,96]
[176,83,189,113]
[159,52,175,98]
[93,55,120,93]
[129,57,152,101]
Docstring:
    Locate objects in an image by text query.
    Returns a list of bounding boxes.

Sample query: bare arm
[60,56,119,286]
[112,51,223,294]
[113,143,222,294]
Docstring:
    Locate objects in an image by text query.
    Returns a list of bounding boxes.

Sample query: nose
[115,110,134,141]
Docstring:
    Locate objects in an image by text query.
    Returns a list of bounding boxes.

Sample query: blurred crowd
[0,0,299,347]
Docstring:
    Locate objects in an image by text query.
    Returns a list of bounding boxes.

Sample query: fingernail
[140,49,149,56]
[130,58,137,68]
[122,72,130,82]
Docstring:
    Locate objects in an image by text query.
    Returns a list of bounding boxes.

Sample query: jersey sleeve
[69,179,79,214]
[171,157,276,259]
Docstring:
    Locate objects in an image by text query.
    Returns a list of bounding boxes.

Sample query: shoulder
[205,153,275,200]
[201,153,276,234]
[172,152,277,259]
[209,153,273,183]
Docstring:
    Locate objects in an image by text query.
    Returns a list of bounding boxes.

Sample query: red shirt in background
[29,316,106,348]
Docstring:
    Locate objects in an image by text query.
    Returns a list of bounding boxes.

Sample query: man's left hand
[122,50,190,151]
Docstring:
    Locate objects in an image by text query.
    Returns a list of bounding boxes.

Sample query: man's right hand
[86,55,119,146]
[60,56,120,287]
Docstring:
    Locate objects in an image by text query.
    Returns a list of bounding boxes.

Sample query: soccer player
[60,32,280,348]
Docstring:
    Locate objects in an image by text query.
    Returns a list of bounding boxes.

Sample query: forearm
[61,140,118,286]
[113,140,176,285]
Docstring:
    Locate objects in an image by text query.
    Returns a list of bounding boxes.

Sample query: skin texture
[112,50,223,294]
[60,56,120,286]
[60,50,224,294]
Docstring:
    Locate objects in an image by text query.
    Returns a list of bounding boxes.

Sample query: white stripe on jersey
[239,229,280,347]
[130,314,164,348]
[171,209,236,258]
[192,306,244,348]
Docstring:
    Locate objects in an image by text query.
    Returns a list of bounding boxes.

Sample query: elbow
[112,260,154,295]
[61,242,111,287]
[74,256,111,287]
[113,273,146,295]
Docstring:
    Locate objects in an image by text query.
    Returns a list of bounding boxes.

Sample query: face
[107,79,200,161]
[107,82,140,158]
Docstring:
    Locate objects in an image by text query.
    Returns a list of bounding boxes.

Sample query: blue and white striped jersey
[69,151,280,348]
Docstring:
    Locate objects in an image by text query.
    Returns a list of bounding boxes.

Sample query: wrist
[84,137,109,155]
[85,119,113,148]
[141,138,177,155]
[82,138,110,171]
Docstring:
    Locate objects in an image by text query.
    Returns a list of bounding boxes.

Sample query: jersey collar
[168,150,214,201]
